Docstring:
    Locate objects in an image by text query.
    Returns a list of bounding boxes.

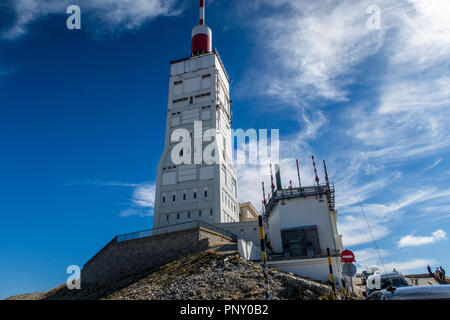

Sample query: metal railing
[116,220,237,242]
[264,184,335,215]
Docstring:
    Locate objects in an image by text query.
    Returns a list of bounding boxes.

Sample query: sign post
[341,250,355,264]
[341,250,356,297]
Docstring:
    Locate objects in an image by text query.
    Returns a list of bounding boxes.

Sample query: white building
[153,1,239,229]
[264,171,344,286]
[150,1,347,289]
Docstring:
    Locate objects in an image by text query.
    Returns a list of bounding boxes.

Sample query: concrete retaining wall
[81,227,234,287]
[214,221,260,244]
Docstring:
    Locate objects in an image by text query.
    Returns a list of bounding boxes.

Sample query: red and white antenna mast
[191,0,212,56]
[323,160,330,187]
[312,156,320,186]
[200,0,205,25]
[296,159,302,189]
[262,182,267,205]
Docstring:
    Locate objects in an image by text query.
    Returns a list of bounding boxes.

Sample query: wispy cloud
[339,188,450,246]
[383,259,436,274]
[65,179,139,187]
[131,183,155,208]
[423,158,443,172]
[119,183,156,218]
[65,179,155,217]
[354,248,436,274]
[249,0,385,104]
[119,207,153,218]
[398,229,447,248]
[118,183,155,217]
[2,0,183,40]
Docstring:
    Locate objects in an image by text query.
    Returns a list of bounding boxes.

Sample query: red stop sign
[341,250,355,263]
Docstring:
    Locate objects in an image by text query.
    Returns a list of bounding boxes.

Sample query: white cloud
[131,183,156,208]
[251,0,385,103]
[119,208,152,218]
[353,248,436,274]
[339,215,390,247]
[64,180,139,187]
[337,187,450,246]
[64,179,155,217]
[353,248,389,271]
[398,229,447,248]
[383,259,436,274]
[2,0,182,39]
[423,158,443,172]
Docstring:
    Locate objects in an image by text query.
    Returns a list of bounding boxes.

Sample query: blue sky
[1,0,449,299]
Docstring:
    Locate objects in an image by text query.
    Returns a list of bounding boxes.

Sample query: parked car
[363,271,409,298]
[361,266,381,285]
[370,284,450,300]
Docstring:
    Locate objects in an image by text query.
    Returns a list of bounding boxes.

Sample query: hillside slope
[103,251,333,300]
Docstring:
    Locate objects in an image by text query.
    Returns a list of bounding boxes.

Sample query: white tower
[153,0,239,228]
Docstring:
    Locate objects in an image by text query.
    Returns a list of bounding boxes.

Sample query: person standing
[427,265,432,277]
[440,266,446,283]
[435,267,443,282]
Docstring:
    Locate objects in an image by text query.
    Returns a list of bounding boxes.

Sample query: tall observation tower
[153,0,239,228]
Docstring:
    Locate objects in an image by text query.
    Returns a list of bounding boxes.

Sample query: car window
[388,276,409,288]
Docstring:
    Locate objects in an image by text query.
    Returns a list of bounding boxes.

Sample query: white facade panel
[199,165,214,180]
[173,99,188,109]
[201,54,214,69]
[182,109,199,124]
[188,58,201,72]
[196,95,210,105]
[174,83,182,96]
[184,77,201,93]
[202,110,211,120]
[171,117,180,127]
[202,77,211,89]
[178,165,197,182]
[171,62,185,76]
[162,172,177,186]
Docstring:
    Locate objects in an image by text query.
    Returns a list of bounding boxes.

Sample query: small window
[177,213,180,220]
[204,190,208,198]
[193,192,197,199]
[179,149,184,157]
[183,193,186,201]
[210,209,213,216]
[188,212,191,219]
[199,210,202,217]
[162,195,166,203]
[172,194,176,202]
[189,97,193,104]
[166,215,169,221]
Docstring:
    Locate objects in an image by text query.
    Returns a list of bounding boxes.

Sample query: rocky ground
[103,250,335,300]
